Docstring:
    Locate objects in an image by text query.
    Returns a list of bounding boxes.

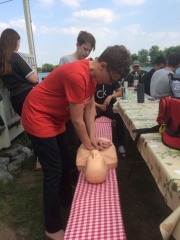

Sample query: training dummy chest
[76,138,117,183]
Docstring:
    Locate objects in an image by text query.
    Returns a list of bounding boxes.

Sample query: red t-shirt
[21,59,96,137]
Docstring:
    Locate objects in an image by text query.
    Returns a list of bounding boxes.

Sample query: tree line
[37,45,180,72]
[131,45,180,65]
[37,63,58,73]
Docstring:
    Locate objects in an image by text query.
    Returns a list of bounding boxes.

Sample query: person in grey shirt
[150,53,180,99]
[59,54,76,65]
[59,30,96,65]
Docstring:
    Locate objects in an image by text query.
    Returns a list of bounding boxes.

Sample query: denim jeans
[28,131,72,233]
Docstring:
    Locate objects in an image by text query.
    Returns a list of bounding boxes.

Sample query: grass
[0,131,176,240]
[0,132,71,240]
[0,156,46,240]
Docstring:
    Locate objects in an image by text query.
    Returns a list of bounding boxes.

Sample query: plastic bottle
[137,83,144,103]
[133,72,139,91]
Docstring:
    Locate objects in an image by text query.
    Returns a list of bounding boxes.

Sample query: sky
[0,0,180,67]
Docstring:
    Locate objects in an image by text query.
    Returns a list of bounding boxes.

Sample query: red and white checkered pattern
[64,116,126,240]
[94,116,112,141]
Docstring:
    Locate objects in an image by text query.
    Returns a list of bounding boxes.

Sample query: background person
[95,81,126,157]
[21,45,131,240]
[59,30,96,64]
[123,60,147,87]
[150,53,180,99]
[0,28,38,116]
[0,28,41,171]
[59,30,96,186]
[144,56,166,95]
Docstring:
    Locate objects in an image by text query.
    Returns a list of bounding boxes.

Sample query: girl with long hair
[0,28,41,170]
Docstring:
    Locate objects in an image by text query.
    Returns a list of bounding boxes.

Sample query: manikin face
[76,42,93,60]
[15,39,20,51]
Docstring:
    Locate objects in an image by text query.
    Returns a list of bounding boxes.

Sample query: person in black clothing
[144,56,166,95]
[123,60,147,87]
[0,28,41,170]
[0,29,38,115]
[95,81,126,157]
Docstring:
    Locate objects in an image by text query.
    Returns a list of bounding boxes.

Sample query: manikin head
[85,150,107,184]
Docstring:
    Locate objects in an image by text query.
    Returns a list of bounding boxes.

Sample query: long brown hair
[0,28,20,76]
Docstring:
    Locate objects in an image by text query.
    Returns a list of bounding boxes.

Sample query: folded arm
[103,87,122,106]
[26,71,39,84]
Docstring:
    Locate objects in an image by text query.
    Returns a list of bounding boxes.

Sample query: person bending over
[21,45,131,240]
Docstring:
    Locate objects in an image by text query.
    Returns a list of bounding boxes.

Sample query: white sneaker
[118,145,126,158]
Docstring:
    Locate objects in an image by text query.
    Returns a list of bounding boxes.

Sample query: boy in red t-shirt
[21,45,131,240]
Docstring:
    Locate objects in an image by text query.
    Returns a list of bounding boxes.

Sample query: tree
[42,63,55,72]
[37,67,42,72]
[174,45,180,54]
[149,45,160,64]
[158,50,165,58]
[131,53,138,63]
[164,45,180,58]
[138,49,149,63]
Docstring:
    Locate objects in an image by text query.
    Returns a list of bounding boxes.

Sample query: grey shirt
[59,55,77,66]
[150,68,174,99]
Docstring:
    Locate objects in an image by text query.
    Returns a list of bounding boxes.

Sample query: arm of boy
[69,102,95,151]
[84,97,112,150]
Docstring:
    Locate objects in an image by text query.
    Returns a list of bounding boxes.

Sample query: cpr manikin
[76,138,118,183]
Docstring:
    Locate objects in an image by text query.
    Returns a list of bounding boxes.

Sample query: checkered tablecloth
[64,116,126,240]
[94,116,113,141]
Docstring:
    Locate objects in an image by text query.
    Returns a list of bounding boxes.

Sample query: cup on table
[123,81,128,88]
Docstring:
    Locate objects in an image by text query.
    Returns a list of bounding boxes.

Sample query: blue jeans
[28,131,72,233]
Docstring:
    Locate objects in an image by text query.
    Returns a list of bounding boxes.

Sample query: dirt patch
[16,168,42,187]
[0,223,17,240]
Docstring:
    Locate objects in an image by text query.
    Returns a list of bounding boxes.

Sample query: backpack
[156,97,180,150]
[132,97,180,150]
[169,73,180,98]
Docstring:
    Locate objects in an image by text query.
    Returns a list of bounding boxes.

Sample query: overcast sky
[0,0,180,67]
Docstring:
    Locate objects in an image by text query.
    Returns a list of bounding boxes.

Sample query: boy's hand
[90,137,112,151]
